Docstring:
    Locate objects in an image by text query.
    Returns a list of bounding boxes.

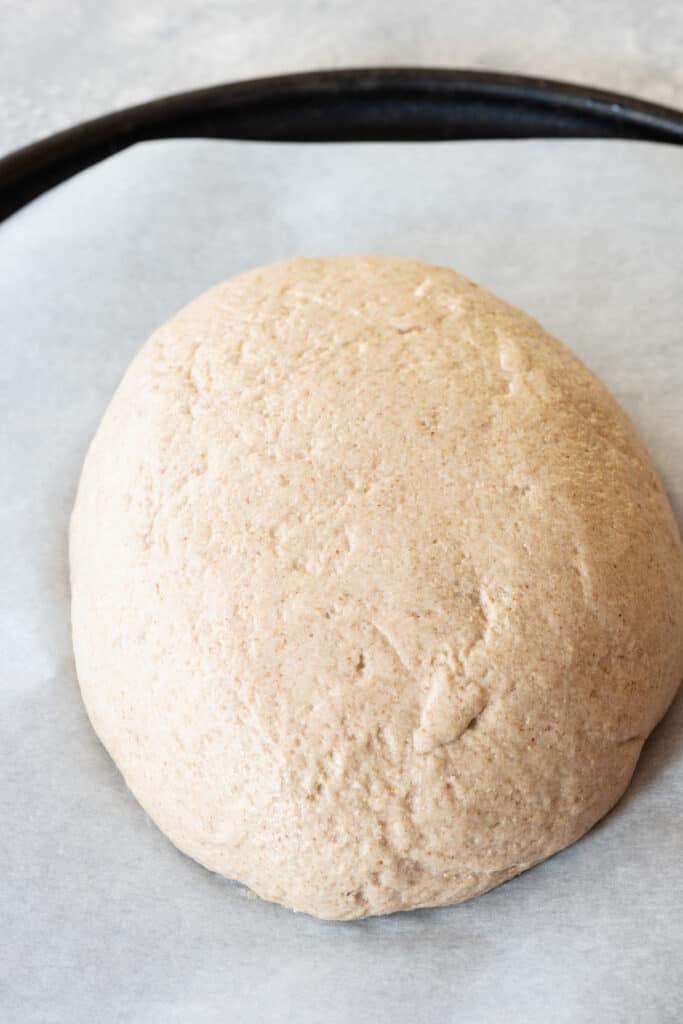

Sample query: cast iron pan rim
[2,66,683,222]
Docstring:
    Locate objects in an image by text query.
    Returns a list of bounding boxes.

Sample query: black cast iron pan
[2,67,683,223]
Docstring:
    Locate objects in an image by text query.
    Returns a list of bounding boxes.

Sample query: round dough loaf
[70,257,683,919]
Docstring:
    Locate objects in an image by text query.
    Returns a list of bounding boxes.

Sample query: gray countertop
[2,0,683,156]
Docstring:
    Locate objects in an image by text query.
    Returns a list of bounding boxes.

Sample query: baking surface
[1,138,683,1022]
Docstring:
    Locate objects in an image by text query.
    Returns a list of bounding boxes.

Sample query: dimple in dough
[70,257,683,919]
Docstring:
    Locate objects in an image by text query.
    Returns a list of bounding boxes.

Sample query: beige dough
[70,257,683,919]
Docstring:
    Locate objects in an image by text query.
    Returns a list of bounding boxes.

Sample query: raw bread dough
[70,257,683,919]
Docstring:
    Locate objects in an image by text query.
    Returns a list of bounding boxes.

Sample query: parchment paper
[1,138,682,1024]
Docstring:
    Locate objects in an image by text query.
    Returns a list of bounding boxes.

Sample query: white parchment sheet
[1,138,682,1024]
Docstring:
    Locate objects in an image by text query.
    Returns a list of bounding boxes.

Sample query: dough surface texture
[70,257,683,919]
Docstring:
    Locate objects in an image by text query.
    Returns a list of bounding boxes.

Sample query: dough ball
[70,257,683,919]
